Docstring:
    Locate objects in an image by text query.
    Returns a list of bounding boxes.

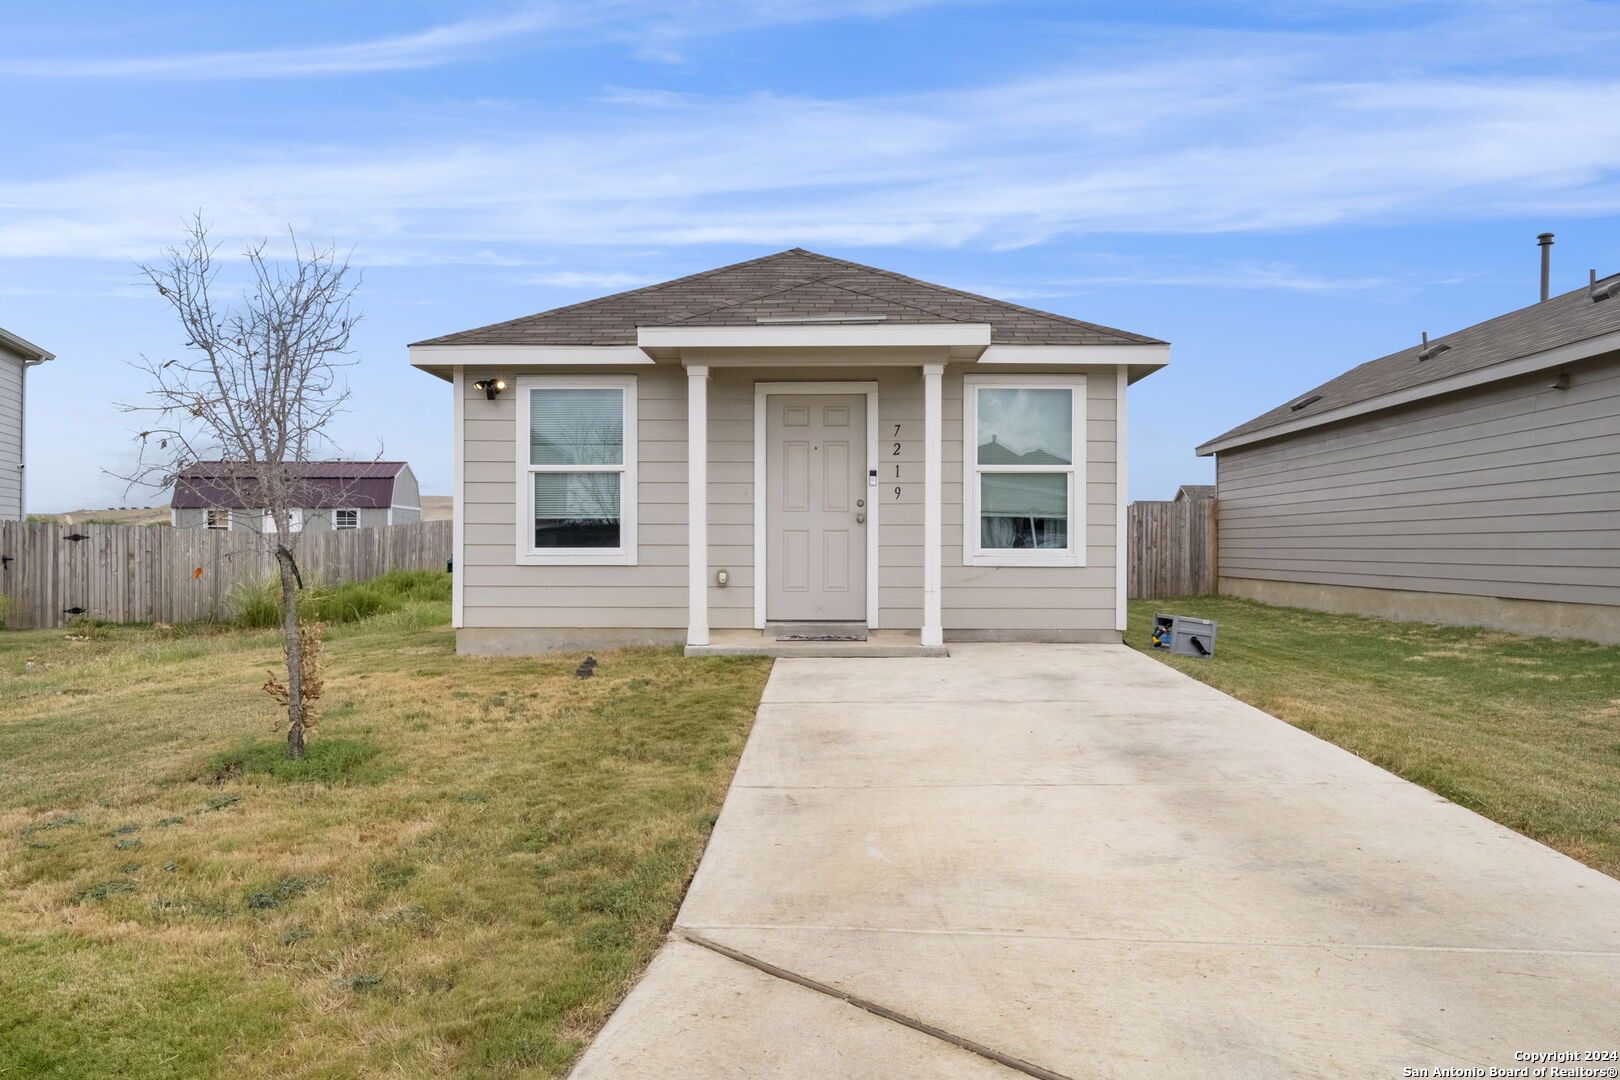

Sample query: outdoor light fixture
[473,379,506,400]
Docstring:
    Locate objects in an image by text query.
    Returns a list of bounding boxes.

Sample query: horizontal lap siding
[459,362,1122,634]
[1217,353,1620,607]
[942,366,1119,633]
[0,353,23,519]
[462,365,689,629]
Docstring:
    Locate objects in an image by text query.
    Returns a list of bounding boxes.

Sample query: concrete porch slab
[685,628,948,658]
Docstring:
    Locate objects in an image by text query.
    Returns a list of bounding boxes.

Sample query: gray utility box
[1151,613,1216,658]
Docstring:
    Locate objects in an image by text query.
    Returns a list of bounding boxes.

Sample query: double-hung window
[332,509,358,530]
[962,375,1085,567]
[515,375,637,566]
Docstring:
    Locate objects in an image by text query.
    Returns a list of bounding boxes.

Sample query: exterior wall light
[473,379,506,400]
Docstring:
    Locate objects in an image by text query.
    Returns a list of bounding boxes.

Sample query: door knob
[855,512,866,524]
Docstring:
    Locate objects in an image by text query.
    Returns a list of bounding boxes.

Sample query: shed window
[515,376,638,566]
[962,376,1086,567]
[205,508,231,530]
[333,509,359,530]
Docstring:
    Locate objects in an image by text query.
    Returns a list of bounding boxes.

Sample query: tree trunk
[276,546,306,760]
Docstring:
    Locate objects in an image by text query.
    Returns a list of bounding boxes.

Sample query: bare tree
[119,214,360,759]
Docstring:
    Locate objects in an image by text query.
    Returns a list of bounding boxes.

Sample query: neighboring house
[1198,276,1620,644]
[170,461,421,532]
[0,326,53,521]
[409,248,1169,654]
[1174,484,1215,502]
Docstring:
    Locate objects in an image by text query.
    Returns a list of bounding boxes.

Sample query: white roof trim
[637,323,993,349]
[0,326,53,364]
[409,345,652,370]
[1197,326,1620,456]
[977,344,1169,366]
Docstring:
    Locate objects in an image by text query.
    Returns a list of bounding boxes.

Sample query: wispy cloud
[3,4,1619,259]
[0,9,561,79]
[524,271,653,290]
[0,1,955,80]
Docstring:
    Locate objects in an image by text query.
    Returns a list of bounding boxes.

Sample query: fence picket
[0,520,452,629]
[1127,499,1218,599]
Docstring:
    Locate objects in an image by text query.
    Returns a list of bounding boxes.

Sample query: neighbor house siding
[1217,351,1620,608]
[389,465,422,522]
[457,361,1122,638]
[172,506,392,531]
[0,348,25,520]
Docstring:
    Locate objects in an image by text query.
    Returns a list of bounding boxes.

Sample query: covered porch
[657,324,985,654]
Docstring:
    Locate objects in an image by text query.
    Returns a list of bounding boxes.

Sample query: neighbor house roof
[0,326,54,364]
[1175,484,1215,501]
[1198,276,1620,455]
[412,248,1164,348]
[171,461,410,510]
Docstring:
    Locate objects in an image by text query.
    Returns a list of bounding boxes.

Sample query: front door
[766,393,866,622]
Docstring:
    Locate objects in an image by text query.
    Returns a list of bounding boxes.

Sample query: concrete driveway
[571,645,1620,1079]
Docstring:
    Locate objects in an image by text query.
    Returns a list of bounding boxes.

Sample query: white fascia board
[0,326,53,364]
[978,344,1169,367]
[1197,327,1620,456]
[408,345,652,377]
[638,323,993,350]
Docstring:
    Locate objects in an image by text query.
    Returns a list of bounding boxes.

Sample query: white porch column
[921,362,944,647]
[686,364,711,646]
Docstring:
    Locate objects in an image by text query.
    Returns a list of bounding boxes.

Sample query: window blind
[530,388,624,466]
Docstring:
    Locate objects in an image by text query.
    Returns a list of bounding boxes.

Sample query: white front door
[765,393,867,622]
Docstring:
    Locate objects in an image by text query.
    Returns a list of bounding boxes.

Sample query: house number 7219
[892,424,902,498]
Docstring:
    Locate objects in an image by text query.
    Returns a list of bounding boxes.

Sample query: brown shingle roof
[412,248,1162,347]
[1201,277,1620,452]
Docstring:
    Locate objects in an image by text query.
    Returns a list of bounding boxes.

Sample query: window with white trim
[262,508,304,533]
[332,508,359,530]
[962,375,1085,567]
[205,508,231,530]
[515,375,637,566]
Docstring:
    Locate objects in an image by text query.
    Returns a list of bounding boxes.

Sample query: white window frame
[262,508,304,533]
[204,508,231,531]
[514,374,638,567]
[961,373,1086,568]
[331,508,359,531]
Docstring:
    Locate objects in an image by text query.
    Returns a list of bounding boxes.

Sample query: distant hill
[33,495,452,526]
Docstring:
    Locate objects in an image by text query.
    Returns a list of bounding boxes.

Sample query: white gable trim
[978,344,1168,366]
[641,323,992,350]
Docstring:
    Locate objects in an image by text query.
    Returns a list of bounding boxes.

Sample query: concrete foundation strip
[676,929,1077,1080]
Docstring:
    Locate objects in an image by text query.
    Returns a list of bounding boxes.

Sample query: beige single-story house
[409,249,1168,655]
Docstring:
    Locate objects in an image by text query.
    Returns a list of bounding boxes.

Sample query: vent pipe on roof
[1538,232,1555,301]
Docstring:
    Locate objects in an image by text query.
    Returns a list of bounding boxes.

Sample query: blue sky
[6,0,1620,510]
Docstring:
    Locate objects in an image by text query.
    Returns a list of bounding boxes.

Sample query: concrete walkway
[570,645,1620,1079]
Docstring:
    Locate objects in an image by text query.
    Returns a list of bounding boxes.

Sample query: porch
[684,628,949,658]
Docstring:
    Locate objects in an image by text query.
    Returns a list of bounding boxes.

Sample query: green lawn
[1128,596,1620,878]
[0,583,771,1078]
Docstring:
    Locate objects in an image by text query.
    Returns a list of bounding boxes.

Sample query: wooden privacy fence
[0,519,451,629]
[1127,499,1218,599]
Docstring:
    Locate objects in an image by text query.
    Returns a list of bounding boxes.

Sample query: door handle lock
[856,498,865,508]
[855,512,866,524]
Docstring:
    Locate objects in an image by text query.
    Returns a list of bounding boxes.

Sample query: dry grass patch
[1128,597,1620,878]
[0,589,771,1078]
